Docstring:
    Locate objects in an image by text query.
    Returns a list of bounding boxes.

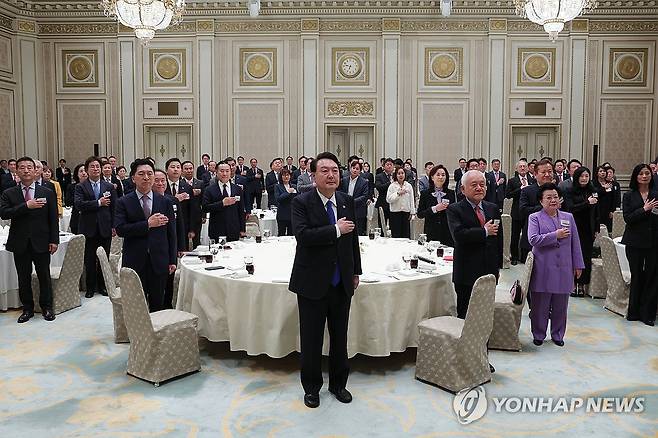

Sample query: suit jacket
[447,198,503,286]
[102,175,123,198]
[74,179,116,239]
[375,171,394,209]
[165,194,187,252]
[245,167,265,194]
[0,173,18,193]
[519,183,543,250]
[289,190,362,299]
[488,170,507,208]
[505,174,535,220]
[362,171,375,199]
[338,175,369,219]
[0,184,59,253]
[165,178,193,235]
[554,171,569,184]
[558,179,574,212]
[296,171,315,193]
[484,171,498,204]
[284,164,298,173]
[275,183,297,222]
[114,191,177,275]
[196,164,209,180]
[454,168,466,187]
[184,177,204,234]
[37,179,56,194]
[120,178,135,195]
[236,164,249,177]
[265,171,282,205]
[528,210,585,294]
[621,189,658,248]
[202,181,246,242]
[55,167,72,188]
[416,188,456,246]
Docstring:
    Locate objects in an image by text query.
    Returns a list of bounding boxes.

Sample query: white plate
[397,269,420,277]
[360,274,380,283]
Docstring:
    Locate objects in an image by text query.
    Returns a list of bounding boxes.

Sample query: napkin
[185,257,203,265]
[418,261,435,271]
[271,276,290,283]
[232,269,250,279]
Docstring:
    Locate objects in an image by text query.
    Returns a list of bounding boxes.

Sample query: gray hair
[460,169,486,188]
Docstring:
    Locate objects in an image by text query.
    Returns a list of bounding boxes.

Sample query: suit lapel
[312,191,331,225]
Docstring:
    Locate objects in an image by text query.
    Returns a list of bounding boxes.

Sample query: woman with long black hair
[622,163,658,326]
[593,165,615,232]
[570,166,599,297]
[416,165,455,246]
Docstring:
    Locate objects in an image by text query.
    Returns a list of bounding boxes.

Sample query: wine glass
[418,233,427,246]
[374,227,381,240]
[218,236,227,257]
[402,252,412,270]
[208,239,218,261]
[263,229,271,240]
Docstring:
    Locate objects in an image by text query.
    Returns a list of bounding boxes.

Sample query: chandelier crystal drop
[101,0,185,44]
[514,0,598,41]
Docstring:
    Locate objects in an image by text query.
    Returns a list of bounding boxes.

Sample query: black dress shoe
[99,289,108,296]
[303,393,320,408]
[329,387,352,403]
[511,260,518,266]
[85,291,94,298]
[489,363,496,373]
[533,339,543,346]
[17,310,34,323]
[643,320,655,327]
[626,316,640,322]
[553,339,564,347]
[42,309,55,321]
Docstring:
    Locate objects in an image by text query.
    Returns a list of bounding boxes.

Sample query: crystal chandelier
[101,0,186,44]
[514,0,598,41]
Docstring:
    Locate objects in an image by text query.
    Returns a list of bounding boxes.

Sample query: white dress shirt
[348,176,358,196]
[316,189,341,237]
[218,180,232,196]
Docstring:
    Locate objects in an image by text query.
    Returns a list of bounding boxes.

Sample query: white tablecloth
[613,237,630,273]
[200,210,278,245]
[60,208,72,232]
[0,233,73,310]
[177,237,456,358]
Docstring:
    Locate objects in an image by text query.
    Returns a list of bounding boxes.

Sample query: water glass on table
[244,256,254,275]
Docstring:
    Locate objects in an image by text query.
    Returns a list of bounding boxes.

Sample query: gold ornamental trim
[382,18,401,32]
[39,23,117,35]
[320,20,382,32]
[196,20,214,33]
[571,19,589,32]
[17,19,36,33]
[489,19,507,31]
[401,20,488,32]
[327,100,375,117]
[161,21,196,33]
[301,18,319,32]
[589,20,658,33]
[216,20,301,33]
[0,15,12,32]
[507,20,544,32]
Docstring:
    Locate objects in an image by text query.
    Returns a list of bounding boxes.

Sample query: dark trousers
[510,218,523,262]
[251,191,262,210]
[576,234,594,285]
[14,245,52,311]
[454,283,473,319]
[356,217,367,236]
[84,234,111,293]
[389,211,410,238]
[164,271,177,310]
[278,220,292,236]
[192,225,202,249]
[136,256,168,312]
[297,284,351,395]
[625,246,658,323]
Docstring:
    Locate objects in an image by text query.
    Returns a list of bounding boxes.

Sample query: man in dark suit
[488,158,507,212]
[102,161,123,198]
[197,153,211,180]
[1,159,19,193]
[0,157,59,322]
[291,156,307,185]
[245,158,265,209]
[236,156,248,177]
[554,159,569,184]
[447,170,503,319]
[114,158,177,312]
[519,158,554,263]
[284,156,298,173]
[375,158,395,229]
[201,160,217,187]
[453,158,467,188]
[505,159,535,265]
[75,156,117,298]
[339,160,369,235]
[289,152,362,409]
[116,166,135,195]
[265,157,284,207]
[202,162,246,242]
[182,160,204,248]
[55,159,72,193]
[34,160,56,193]
[164,157,193,250]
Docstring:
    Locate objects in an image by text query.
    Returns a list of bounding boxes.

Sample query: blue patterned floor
[1,265,656,437]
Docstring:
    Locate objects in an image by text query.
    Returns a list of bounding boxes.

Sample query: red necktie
[475,206,485,227]
[24,186,32,201]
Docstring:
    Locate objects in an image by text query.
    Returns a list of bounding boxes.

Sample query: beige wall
[0,16,656,180]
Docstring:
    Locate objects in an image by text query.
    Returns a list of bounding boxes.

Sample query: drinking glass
[418,233,427,245]
[374,227,381,239]
[402,252,412,270]
[218,236,227,257]
[244,256,254,274]
[208,239,218,262]
[263,229,271,240]
[410,254,419,269]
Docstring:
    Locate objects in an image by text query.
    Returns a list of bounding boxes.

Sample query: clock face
[339,55,362,79]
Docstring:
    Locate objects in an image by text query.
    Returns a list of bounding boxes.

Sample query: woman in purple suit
[527,183,585,347]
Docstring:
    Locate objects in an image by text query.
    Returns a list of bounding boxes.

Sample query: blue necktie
[326,200,341,287]
[93,181,100,200]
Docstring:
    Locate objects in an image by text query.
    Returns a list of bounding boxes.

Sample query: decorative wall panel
[142,42,192,93]
[424,47,463,86]
[0,89,15,159]
[55,44,105,94]
[511,42,562,93]
[600,100,653,174]
[0,35,12,74]
[602,42,655,93]
[233,100,283,161]
[418,100,469,166]
[239,48,277,86]
[57,100,106,167]
[332,47,369,86]
[325,99,375,118]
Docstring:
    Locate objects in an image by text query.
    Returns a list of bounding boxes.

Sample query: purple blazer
[528,209,585,294]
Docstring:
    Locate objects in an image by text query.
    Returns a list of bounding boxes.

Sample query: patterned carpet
[1,265,656,437]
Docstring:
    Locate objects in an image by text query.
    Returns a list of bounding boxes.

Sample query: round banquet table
[176,237,456,358]
[200,210,278,245]
[0,232,73,310]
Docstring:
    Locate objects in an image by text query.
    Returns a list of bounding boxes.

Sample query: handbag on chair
[510,279,523,305]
